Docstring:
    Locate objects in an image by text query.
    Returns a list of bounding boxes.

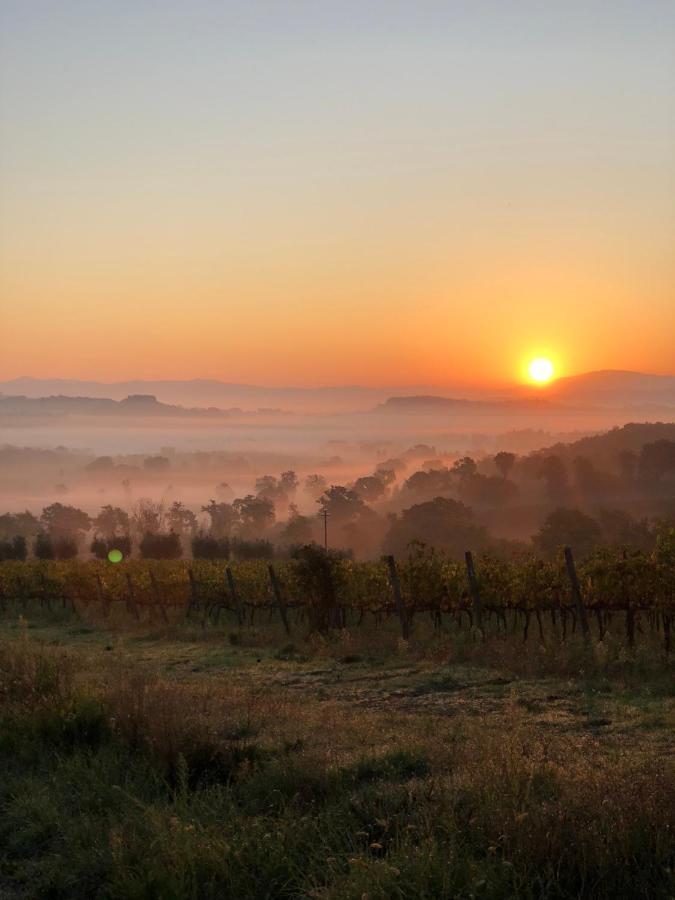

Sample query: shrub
[191,534,230,559]
[139,531,182,560]
[35,532,78,560]
[90,535,132,560]
[230,538,274,560]
[34,532,54,560]
[0,535,27,561]
[292,543,348,631]
[53,536,78,560]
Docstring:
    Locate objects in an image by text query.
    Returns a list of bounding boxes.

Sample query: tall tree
[93,505,130,538]
[278,510,315,546]
[166,501,197,535]
[130,498,164,536]
[200,500,239,538]
[255,475,280,500]
[304,474,328,499]
[233,495,275,536]
[383,497,488,560]
[280,470,299,496]
[533,508,602,559]
[537,455,570,503]
[451,457,478,479]
[40,503,91,539]
[352,474,388,503]
[0,511,40,540]
[403,468,454,498]
[639,440,675,483]
[494,451,516,479]
[317,485,367,524]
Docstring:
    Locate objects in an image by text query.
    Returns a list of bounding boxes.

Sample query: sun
[528,357,554,384]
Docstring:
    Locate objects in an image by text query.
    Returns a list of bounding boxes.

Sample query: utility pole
[320,508,329,550]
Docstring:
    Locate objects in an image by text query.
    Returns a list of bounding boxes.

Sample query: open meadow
[0,579,673,900]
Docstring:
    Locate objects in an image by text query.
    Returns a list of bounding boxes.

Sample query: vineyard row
[1,542,673,651]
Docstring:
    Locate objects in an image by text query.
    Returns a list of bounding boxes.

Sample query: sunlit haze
[1,2,674,387]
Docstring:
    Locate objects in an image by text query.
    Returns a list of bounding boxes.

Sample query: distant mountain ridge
[533,370,675,408]
[378,371,675,416]
[1,370,674,415]
[374,395,562,414]
[0,393,288,419]
[0,378,445,414]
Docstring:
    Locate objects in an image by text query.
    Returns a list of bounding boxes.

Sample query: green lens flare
[108,549,123,563]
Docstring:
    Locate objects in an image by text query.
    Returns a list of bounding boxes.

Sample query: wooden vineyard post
[95,574,110,618]
[563,547,591,647]
[39,571,51,611]
[464,551,483,638]
[125,573,140,621]
[268,564,291,636]
[619,548,636,650]
[226,566,244,627]
[149,572,169,623]
[187,568,198,617]
[386,555,410,641]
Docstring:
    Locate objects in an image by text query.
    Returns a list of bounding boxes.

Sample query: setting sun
[528,357,555,384]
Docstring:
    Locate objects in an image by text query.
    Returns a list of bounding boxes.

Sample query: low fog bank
[1,422,673,564]
[0,412,654,517]
[0,397,665,458]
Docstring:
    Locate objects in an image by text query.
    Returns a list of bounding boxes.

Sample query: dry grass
[0,616,673,898]
[0,625,76,711]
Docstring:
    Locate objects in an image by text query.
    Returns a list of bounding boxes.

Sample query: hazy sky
[1,1,674,387]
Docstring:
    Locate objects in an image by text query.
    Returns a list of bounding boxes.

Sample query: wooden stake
[563,547,590,646]
[95,574,109,617]
[464,551,483,637]
[268,564,291,636]
[386,555,410,640]
[150,571,169,623]
[226,566,243,626]
[125,573,140,621]
[187,568,198,617]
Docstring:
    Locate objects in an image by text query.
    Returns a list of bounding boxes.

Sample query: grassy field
[0,605,673,899]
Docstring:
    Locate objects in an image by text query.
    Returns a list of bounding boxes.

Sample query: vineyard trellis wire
[0,533,673,651]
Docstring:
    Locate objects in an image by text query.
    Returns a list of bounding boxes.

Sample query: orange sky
[1,3,674,388]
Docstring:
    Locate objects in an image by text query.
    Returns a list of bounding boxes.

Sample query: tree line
[0,432,673,562]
